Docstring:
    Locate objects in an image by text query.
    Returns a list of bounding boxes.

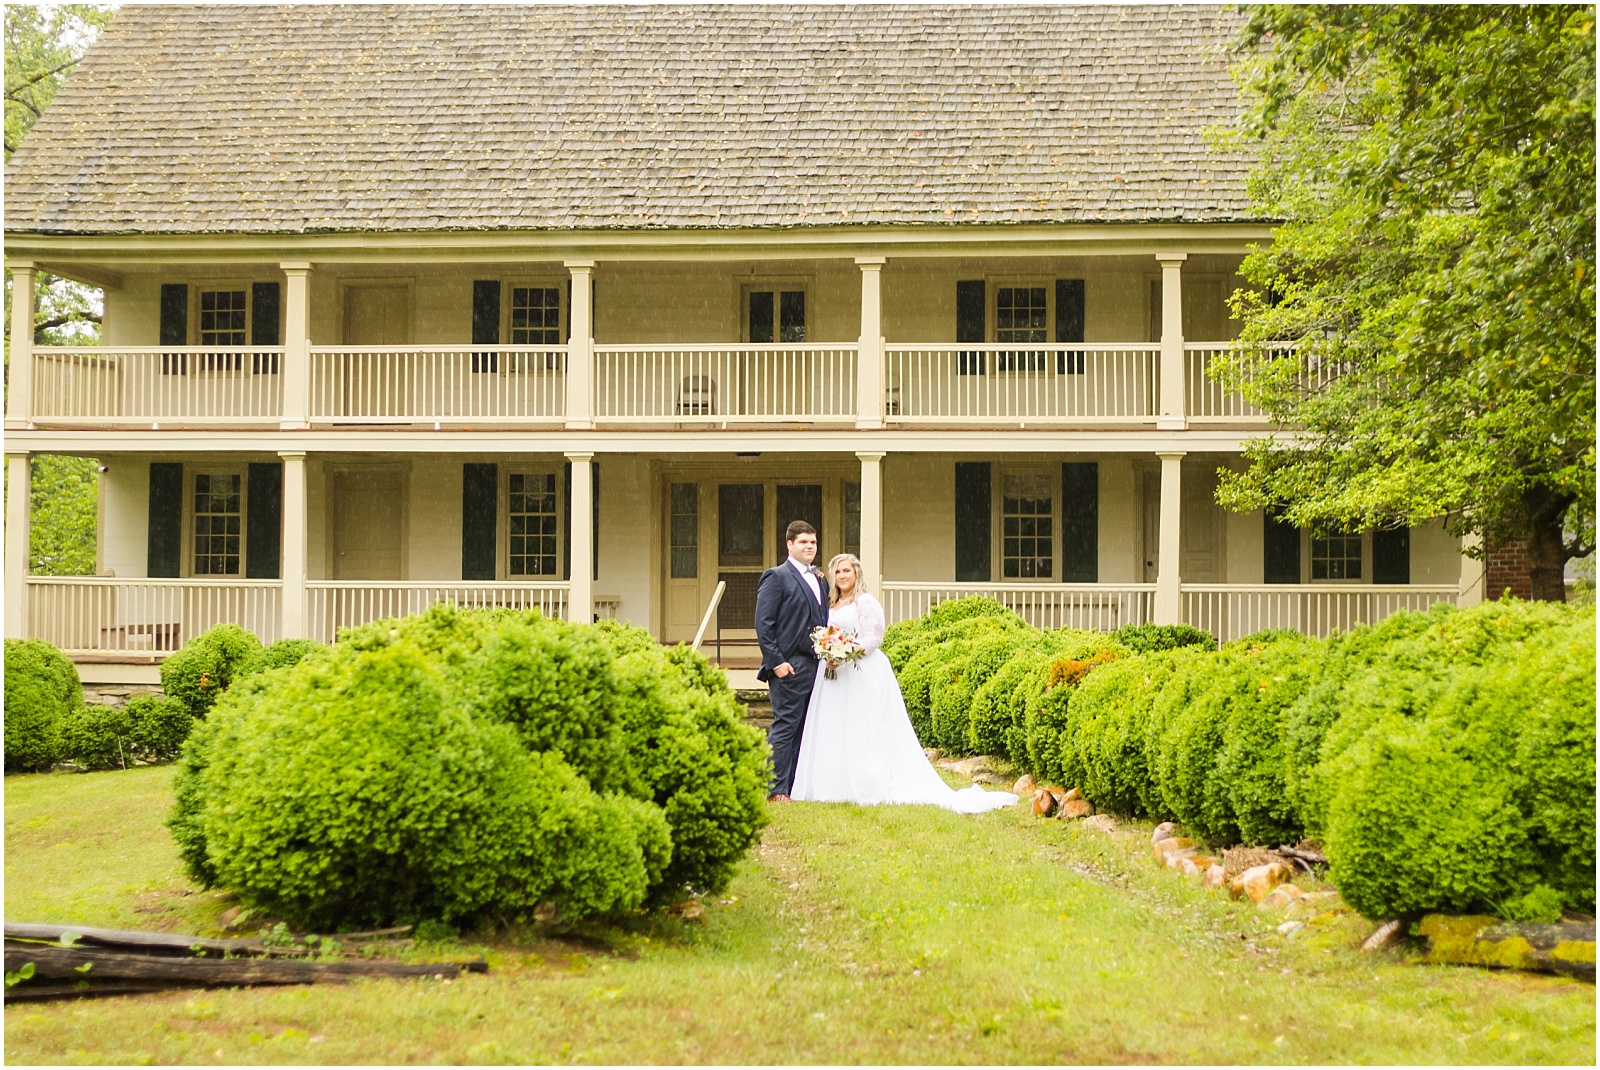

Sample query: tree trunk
[1524,486,1574,602]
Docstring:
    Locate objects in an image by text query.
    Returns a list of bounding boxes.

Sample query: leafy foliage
[159,624,263,719]
[170,607,768,928]
[1109,623,1216,655]
[3,637,80,772]
[1214,5,1596,598]
[236,638,324,681]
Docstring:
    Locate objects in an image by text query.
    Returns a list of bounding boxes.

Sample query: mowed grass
[5,766,1594,1065]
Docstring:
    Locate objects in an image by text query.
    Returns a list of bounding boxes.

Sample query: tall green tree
[1215,5,1595,600]
[4,3,115,576]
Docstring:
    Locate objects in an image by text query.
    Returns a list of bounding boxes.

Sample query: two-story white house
[4,5,1482,687]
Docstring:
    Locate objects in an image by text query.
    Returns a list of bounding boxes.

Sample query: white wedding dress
[791,593,1018,813]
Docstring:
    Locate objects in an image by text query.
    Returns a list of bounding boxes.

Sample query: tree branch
[4,58,81,96]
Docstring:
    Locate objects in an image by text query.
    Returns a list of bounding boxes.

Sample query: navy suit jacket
[754,560,830,682]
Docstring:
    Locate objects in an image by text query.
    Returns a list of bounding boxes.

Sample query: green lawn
[5,766,1594,1064]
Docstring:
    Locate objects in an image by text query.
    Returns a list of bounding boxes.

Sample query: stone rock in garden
[923,747,942,762]
[1151,822,1178,846]
[1082,814,1117,834]
[1032,789,1058,818]
[1177,856,1203,877]
[1222,845,1281,878]
[1361,919,1405,952]
[1417,916,1597,981]
[1152,836,1197,861]
[1276,920,1305,939]
[1231,862,1295,904]
[1013,774,1037,795]
[1164,850,1198,870]
[936,755,997,777]
[1061,787,1082,803]
[1202,864,1228,889]
[972,773,1003,786]
[1256,883,1306,911]
[1057,799,1094,820]
[667,901,706,924]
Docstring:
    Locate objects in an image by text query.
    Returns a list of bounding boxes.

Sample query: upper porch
[9,247,1281,434]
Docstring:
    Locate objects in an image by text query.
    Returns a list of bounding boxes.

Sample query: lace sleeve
[857,593,887,654]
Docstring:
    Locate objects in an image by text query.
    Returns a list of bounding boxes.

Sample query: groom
[755,520,829,802]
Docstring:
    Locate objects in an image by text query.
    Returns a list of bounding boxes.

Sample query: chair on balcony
[677,375,717,417]
[885,381,902,417]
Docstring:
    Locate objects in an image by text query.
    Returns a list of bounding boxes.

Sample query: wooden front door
[332,469,404,580]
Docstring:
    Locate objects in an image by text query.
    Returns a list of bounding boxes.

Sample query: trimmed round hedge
[160,624,263,719]
[4,638,80,773]
[172,605,768,928]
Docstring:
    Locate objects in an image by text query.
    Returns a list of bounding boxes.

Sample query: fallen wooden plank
[5,922,283,957]
[1418,915,1596,982]
[4,943,488,1000]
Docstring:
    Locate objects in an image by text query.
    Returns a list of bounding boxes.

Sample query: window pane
[1312,531,1362,581]
[748,291,774,343]
[193,472,242,575]
[670,482,699,579]
[1001,474,1052,579]
[718,484,764,566]
[843,481,861,558]
[509,472,559,576]
[780,291,806,343]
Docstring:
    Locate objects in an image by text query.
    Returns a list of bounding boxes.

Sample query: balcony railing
[25,577,282,655]
[1180,583,1459,643]
[594,344,858,425]
[31,347,286,426]
[308,345,566,425]
[884,344,1159,425]
[881,581,1157,631]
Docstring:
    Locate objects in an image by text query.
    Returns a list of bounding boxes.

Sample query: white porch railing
[881,582,1157,631]
[25,577,283,655]
[1181,584,1460,643]
[883,344,1159,425]
[31,347,286,426]
[304,581,574,643]
[593,344,858,425]
[308,345,567,424]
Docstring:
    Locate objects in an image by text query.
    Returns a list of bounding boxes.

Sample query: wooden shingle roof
[4,3,1258,235]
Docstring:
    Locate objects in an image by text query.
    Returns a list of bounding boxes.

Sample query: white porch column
[7,262,36,429]
[857,451,885,595]
[1458,532,1485,607]
[5,453,31,638]
[565,261,595,430]
[279,262,312,429]
[1154,451,1185,624]
[1157,253,1187,430]
[855,257,886,430]
[566,451,594,623]
[278,451,308,638]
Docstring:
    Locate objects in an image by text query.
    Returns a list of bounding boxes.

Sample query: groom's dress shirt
[788,555,822,604]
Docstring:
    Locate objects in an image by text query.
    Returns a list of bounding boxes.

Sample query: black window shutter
[1373,526,1410,584]
[1055,279,1085,374]
[159,284,188,374]
[957,280,986,375]
[1263,507,1301,584]
[251,282,281,373]
[591,462,600,582]
[954,461,991,582]
[472,280,500,373]
[245,462,282,579]
[147,462,183,577]
[562,461,572,581]
[1060,462,1098,582]
[462,463,497,580]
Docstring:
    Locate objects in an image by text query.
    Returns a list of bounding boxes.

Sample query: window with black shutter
[472,280,501,373]
[251,282,281,373]
[159,284,188,374]
[1055,279,1085,374]
[246,462,282,579]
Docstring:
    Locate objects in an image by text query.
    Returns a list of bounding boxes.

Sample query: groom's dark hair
[785,520,817,542]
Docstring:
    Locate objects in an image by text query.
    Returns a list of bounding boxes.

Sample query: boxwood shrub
[172,606,768,927]
[4,638,80,773]
[159,624,263,719]
[237,638,325,681]
[1110,623,1217,655]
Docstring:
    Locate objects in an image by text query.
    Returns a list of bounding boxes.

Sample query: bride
[790,553,1017,813]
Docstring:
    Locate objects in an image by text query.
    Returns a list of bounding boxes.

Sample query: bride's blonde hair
[826,553,865,606]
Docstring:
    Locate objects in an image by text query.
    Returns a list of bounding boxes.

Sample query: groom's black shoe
[767,793,792,803]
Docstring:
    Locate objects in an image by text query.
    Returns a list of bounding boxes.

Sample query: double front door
[663,477,830,644]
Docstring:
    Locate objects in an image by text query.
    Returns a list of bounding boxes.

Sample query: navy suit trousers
[766,656,817,797]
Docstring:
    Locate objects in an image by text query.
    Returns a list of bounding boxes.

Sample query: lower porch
[7,449,1479,679]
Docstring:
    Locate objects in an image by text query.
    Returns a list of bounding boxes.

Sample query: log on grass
[1418,915,1596,982]
[5,921,294,958]
[4,943,488,998]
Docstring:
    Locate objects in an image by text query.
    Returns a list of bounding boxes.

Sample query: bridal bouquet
[811,624,866,681]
